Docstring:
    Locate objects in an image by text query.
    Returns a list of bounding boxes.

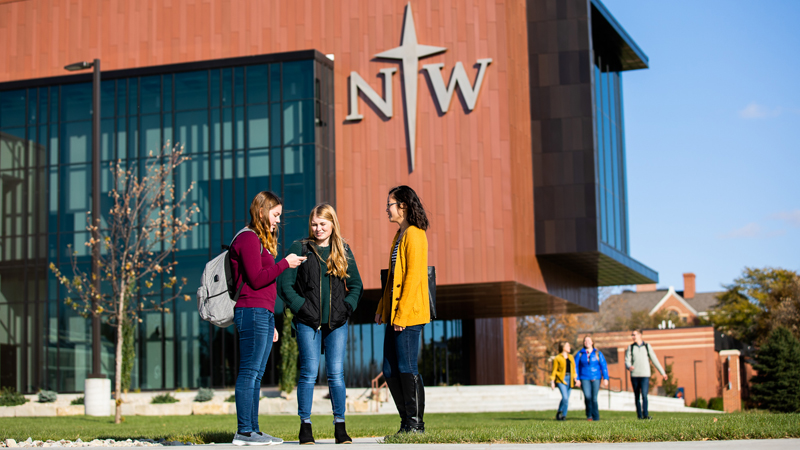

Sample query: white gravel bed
[2,439,194,447]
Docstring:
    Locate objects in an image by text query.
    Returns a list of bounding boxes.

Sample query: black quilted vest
[292,241,352,330]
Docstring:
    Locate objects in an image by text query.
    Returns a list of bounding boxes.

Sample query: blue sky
[601,0,800,293]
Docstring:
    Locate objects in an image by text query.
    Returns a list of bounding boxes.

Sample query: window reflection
[2,56,323,392]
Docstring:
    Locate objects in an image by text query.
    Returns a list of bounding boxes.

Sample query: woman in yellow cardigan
[375,185,430,434]
[550,342,580,421]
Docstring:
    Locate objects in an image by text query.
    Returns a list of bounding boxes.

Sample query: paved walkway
[180,438,800,449]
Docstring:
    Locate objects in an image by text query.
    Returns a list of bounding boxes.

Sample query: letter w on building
[423,59,492,113]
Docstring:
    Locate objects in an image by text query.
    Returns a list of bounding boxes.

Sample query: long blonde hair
[248,191,281,256]
[306,203,349,279]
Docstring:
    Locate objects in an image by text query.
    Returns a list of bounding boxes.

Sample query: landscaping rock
[5,439,18,447]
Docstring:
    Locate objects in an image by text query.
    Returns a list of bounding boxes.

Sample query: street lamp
[693,360,702,405]
[64,59,107,415]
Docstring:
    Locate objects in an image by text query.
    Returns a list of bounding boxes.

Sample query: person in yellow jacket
[550,342,580,421]
[375,185,430,434]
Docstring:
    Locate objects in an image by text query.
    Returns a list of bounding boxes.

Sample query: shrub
[225,394,236,403]
[708,397,724,411]
[751,327,800,412]
[690,397,708,409]
[71,396,85,405]
[151,393,179,404]
[194,388,214,402]
[279,310,298,394]
[38,390,57,403]
[0,387,28,407]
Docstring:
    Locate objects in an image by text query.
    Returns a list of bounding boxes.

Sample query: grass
[0,411,798,444]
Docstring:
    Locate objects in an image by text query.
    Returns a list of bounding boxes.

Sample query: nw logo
[346,2,492,172]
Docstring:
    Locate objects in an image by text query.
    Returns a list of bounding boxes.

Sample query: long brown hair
[248,191,282,256]
[306,203,349,279]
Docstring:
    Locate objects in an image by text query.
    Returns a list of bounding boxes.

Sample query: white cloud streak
[772,210,800,227]
[739,102,781,119]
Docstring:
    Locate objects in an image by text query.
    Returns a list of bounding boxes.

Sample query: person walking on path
[230,191,306,446]
[278,204,363,445]
[550,342,579,421]
[375,185,431,434]
[625,329,667,420]
[575,335,609,421]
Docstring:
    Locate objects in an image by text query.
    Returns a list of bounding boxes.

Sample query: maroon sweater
[229,230,289,311]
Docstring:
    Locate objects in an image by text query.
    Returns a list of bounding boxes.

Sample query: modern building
[0,0,657,393]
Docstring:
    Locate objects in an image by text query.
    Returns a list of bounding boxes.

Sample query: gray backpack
[196,228,261,327]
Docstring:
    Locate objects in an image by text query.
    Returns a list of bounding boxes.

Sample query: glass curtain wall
[593,56,630,254]
[0,58,320,392]
[339,320,469,387]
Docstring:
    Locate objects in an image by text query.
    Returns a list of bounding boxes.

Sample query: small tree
[279,310,299,394]
[661,362,679,397]
[750,327,800,412]
[50,144,200,424]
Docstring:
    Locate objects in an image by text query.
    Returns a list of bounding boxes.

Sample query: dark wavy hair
[389,185,429,231]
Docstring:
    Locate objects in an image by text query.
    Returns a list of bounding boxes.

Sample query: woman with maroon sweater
[229,191,306,446]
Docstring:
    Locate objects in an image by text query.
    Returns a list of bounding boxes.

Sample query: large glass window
[0,57,325,392]
[594,57,629,254]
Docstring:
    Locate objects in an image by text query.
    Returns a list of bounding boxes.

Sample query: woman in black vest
[278,203,363,444]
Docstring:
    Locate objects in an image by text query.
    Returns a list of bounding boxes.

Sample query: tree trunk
[114,288,125,424]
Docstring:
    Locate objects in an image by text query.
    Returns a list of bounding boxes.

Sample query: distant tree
[518,314,578,385]
[750,327,800,412]
[661,362,679,397]
[708,268,800,345]
[50,144,200,424]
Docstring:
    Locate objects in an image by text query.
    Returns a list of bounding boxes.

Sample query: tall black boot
[399,373,425,433]
[385,376,408,433]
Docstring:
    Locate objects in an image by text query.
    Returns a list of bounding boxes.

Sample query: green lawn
[0,411,798,444]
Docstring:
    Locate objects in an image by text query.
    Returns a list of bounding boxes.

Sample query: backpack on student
[197,228,262,327]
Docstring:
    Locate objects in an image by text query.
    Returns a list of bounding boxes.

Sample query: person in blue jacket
[574,335,609,421]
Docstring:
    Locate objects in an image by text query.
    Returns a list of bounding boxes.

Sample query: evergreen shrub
[0,387,28,407]
[750,327,800,412]
[38,390,57,403]
[71,396,85,405]
[690,397,708,409]
[194,388,214,402]
[708,397,723,411]
[151,393,179,404]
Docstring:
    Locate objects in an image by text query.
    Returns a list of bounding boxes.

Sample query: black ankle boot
[334,422,352,444]
[385,376,409,433]
[399,373,425,433]
[299,422,315,445]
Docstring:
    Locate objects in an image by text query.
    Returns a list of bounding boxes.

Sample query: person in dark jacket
[574,335,609,421]
[278,203,362,445]
[230,191,305,446]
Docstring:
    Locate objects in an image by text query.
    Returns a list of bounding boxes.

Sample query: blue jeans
[233,307,275,434]
[556,374,571,418]
[631,376,650,418]
[296,322,348,421]
[581,379,601,420]
[382,324,423,378]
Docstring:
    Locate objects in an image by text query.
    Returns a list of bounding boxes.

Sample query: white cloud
[772,210,800,227]
[719,222,762,239]
[739,102,780,119]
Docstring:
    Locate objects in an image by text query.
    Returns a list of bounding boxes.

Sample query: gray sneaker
[232,432,280,446]
[255,432,283,445]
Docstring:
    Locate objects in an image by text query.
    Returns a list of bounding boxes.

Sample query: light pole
[64,59,107,416]
[693,360,702,405]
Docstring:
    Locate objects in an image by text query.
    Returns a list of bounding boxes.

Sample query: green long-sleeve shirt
[277,240,362,323]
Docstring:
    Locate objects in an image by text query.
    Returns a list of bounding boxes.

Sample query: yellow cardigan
[550,353,577,387]
[375,226,430,327]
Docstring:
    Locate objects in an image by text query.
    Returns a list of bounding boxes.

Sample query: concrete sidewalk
[182,438,799,449]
